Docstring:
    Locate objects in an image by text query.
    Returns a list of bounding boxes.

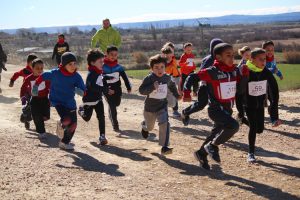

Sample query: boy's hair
[213,43,233,56]
[58,34,65,38]
[87,49,105,66]
[262,40,274,49]
[149,54,167,68]
[32,58,44,68]
[238,46,251,56]
[27,54,38,63]
[106,45,118,54]
[163,42,175,49]
[184,42,193,49]
[251,48,266,59]
[161,46,173,54]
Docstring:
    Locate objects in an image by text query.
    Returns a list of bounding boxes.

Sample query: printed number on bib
[96,75,104,86]
[30,81,46,91]
[106,72,120,84]
[186,58,194,67]
[248,80,267,96]
[149,84,168,99]
[220,81,236,99]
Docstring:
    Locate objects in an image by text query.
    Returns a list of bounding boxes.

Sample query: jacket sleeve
[183,73,200,91]
[20,78,30,98]
[85,73,100,94]
[120,70,132,91]
[36,71,53,85]
[0,44,7,62]
[114,30,122,48]
[139,76,155,95]
[168,79,180,98]
[66,43,70,52]
[91,31,100,48]
[266,69,279,101]
[75,73,86,91]
[52,44,57,60]
[11,68,25,81]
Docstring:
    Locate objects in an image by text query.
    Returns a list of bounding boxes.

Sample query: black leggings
[105,93,121,128]
[81,101,105,136]
[30,97,50,134]
[267,76,279,122]
[246,107,264,154]
[180,73,198,93]
[183,84,208,116]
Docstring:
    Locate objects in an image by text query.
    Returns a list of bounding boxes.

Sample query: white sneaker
[247,153,256,163]
[56,120,64,139]
[38,132,47,139]
[59,142,74,150]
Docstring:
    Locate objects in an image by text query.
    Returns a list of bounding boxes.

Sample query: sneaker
[247,153,256,163]
[181,111,190,126]
[272,119,282,127]
[59,142,74,150]
[141,128,149,139]
[56,121,64,139]
[25,121,30,130]
[161,146,173,155]
[204,142,221,163]
[194,150,210,170]
[38,132,47,139]
[99,135,108,145]
[236,115,249,126]
[173,110,181,118]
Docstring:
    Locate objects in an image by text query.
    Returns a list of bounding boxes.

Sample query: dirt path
[0,64,299,200]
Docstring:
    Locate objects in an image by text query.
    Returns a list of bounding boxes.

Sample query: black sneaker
[194,150,210,170]
[25,121,30,130]
[141,128,149,139]
[181,111,190,126]
[99,135,108,146]
[204,142,221,163]
[161,146,173,155]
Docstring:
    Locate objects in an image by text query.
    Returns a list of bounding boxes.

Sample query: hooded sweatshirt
[200,38,223,70]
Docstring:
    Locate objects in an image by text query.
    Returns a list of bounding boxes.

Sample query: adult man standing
[91,19,121,52]
[0,43,7,93]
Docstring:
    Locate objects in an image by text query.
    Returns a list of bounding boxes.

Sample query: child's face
[162,53,174,63]
[92,58,104,70]
[243,50,251,61]
[32,63,44,76]
[65,61,77,73]
[216,48,234,66]
[58,36,64,41]
[107,51,118,61]
[264,45,274,58]
[251,53,266,69]
[152,63,165,77]
[184,46,193,54]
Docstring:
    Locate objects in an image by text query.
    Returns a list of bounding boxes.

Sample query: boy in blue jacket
[78,49,111,145]
[103,46,132,132]
[32,52,85,150]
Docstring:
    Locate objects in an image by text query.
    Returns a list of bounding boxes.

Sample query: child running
[183,43,249,170]
[20,59,50,138]
[139,54,181,155]
[103,46,132,132]
[78,49,110,145]
[32,52,85,150]
[236,48,280,162]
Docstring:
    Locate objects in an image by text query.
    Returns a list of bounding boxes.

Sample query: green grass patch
[126,69,151,80]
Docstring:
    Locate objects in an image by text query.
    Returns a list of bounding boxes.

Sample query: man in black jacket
[0,43,7,93]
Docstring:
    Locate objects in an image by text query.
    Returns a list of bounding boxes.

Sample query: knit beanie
[61,52,77,66]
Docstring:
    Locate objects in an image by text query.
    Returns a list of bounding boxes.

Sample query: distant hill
[2,12,300,34]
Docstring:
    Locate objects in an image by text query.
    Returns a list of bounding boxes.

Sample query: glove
[183,90,192,102]
[31,85,39,96]
[9,80,14,87]
[241,64,249,77]
[21,96,27,105]
[75,87,84,97]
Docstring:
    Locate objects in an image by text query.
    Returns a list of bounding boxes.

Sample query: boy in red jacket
[179,43,198,97]
[9,54,37,87]
[20,59,50,138]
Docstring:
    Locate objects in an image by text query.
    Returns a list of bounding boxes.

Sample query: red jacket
[20,74,50,98]
[179,53,196,75]
[11,65,33,82]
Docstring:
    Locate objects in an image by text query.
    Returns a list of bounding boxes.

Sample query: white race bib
[187,58,194,67]
[149,84,168,99]
[96,75,104,86]
[106,72,120,84]
[248,80,267,96]
[30,80,46,91]
[220,81,236,99]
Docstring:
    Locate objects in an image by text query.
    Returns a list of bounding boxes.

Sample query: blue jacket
[266,60,283,79]
[40,68,85,109]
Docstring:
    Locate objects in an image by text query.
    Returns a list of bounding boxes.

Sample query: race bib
[106,72,120,84]
[149,84,168,99]
[187,58,194,67]
[248,80,267,96]
[96,75,103,86]
[30,81,46,91]
[220,81,236,99]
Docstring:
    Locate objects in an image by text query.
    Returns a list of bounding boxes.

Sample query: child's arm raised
[139,75,155,95]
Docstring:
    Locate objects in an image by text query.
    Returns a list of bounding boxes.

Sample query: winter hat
[210,38,223,56]
[61,52,77,66]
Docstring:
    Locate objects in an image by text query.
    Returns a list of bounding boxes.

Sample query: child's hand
[75,88,84,97]
[31,85,39,96]
[9,80,14,87]
[154,81,159,90]
[108,89,115,95]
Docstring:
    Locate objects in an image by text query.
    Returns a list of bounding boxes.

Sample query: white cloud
[24,6,35,11]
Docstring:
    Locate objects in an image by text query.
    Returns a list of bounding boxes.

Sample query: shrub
[283,51,300,64]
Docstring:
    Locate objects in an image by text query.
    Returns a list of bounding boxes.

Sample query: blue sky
[1,0,300,29]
